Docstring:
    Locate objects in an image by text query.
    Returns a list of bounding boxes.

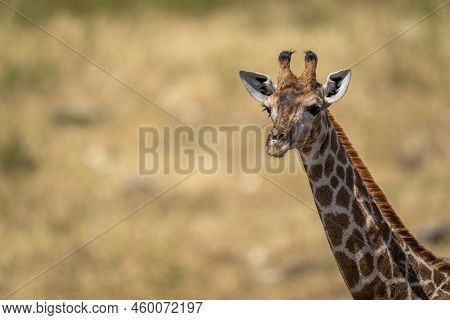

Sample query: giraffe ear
[239,71,276,103]
[323,69,351,104]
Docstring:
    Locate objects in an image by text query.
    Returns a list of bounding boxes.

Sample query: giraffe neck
[298,111,449,299]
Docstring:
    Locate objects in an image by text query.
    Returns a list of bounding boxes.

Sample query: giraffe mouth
[265,139,290,158]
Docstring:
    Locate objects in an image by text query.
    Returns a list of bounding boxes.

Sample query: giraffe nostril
[276,133,287,141]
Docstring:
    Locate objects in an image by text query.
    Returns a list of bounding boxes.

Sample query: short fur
[329,112,450,274]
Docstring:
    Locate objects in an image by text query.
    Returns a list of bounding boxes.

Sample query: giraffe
[239,50,450,299]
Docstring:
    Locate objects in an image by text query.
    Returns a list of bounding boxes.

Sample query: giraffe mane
[329,111,450,274]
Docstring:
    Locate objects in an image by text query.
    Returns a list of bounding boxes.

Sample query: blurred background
[0,0,449,299]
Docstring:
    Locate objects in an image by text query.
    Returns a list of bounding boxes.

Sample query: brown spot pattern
[355,176,369,198]
[346,166,354,189]
[393,263,405,279]
[377,252,392,279]
[336,165,345,179]
[418,262,432,280]
[390,282,409,299]
[330,130,338,152]
[380,221,392,243]
[323,213,350,247]
[433,270,446,285]
[337,146,347,164]
[309,164,323,182]
[346,229,365,254]
[336,187,350,208]
[390,242,407,270]
[330,176,339,188]
[423,283,435,296]
[441,282,450,296]
[335,251,360,288]
[353,277,387,299]
[366,223,384,250]
[324,154,335,177]
[359,253,374,276]
[351,199,366,227]
[303,146,312,154]
[315,185,333,207]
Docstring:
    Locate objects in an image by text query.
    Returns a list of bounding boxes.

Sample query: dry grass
[0,0,449,299]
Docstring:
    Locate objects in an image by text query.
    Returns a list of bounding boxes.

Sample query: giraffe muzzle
[266,130,291,157]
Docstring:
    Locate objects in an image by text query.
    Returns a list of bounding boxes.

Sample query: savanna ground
[0,0,449,299]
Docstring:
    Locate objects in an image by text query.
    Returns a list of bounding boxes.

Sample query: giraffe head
[239,50,351,157]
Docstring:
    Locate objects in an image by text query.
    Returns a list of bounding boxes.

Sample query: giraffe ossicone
[239,50,449,299]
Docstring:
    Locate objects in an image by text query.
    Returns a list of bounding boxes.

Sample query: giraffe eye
[307,105,321,116]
